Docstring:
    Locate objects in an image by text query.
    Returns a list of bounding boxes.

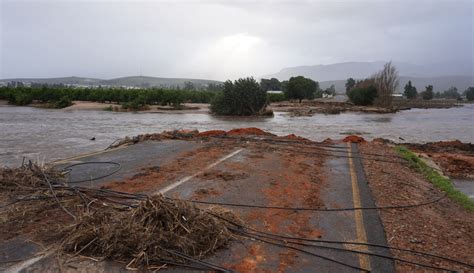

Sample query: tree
[210,77,268,116]
[345,78,356,94]
[464,87,474,101]
[421,85,434,100]
[286,76,318,103]
[260,78,281,91]
[403,80,417,99]
[281,80,289,93]
[323,84,336,97]
[441,86,460,99]
[373,62,399,107]
[183,81,195,91]
[348,85,378,106]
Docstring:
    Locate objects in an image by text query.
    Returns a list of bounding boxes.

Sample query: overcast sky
[1,0,472,80]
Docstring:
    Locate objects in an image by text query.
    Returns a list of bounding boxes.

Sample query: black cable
[209,212,473,270]
[160,248,235,273]
[61,162,121,183]
[212,135,400,160]
[235,228,458,272]
[233,228,370,272]
[182,192,446,211]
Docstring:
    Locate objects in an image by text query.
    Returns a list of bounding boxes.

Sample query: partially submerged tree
[286,76,318,103]
[403,80,417,99]
[373,62,399,107]
[210,77,268,116]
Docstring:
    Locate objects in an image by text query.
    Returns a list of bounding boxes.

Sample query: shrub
[54,96,72,109]
[12,93,33,106]
[347,85,378,106]
[210,77,268,116]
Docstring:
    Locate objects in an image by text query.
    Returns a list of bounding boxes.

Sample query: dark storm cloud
[1,0,472,80]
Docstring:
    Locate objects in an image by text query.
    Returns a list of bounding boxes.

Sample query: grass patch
[395,146,474,212]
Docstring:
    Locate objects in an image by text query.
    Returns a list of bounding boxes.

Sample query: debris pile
[61,196,236,269]
[108,128,277,149]
[0,163,240,270]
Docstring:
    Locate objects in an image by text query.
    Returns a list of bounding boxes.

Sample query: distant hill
[264,61,473,93]
[0,76,222,88]
[100,76,221,88]
[0,76,102,86]
[265,61,472,81]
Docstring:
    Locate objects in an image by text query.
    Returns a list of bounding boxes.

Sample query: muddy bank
[360,142,474,272]
[270,100,397,116]
[407,140,474,179]
[270,99,463,116]
[64,101,211,114]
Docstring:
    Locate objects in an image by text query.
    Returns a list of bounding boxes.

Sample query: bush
[347,85,378,106]
[12,92,33,106]
[210,77,268,116]
[54,96,72,109]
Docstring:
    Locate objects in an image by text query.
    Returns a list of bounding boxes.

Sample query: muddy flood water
[1,104,473,167]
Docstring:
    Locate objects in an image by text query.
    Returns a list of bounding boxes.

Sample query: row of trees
[403,82,473,101]
[0,86,218,108]
[345,62,474,105]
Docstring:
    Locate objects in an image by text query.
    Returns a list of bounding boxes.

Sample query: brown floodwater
[1,104,473,167]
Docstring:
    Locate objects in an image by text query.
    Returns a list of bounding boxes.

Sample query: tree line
[0,86,218,109]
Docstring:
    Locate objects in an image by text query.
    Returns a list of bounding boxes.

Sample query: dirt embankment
[360,142,474,272]
[407,140,474,179]
[63,101,210,113]
[270,100,397,116]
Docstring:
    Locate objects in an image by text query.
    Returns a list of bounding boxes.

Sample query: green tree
[347,85,378,106]
[286,76,318,103]
[403,81,418,99]
[464,87,474,101]
[54,96,72,108]
[345,78,356,94]
[421,85,434,100]
[441,86,460,99]
[260,78,282,91]
[183,81,195,90]
[210,77,268,116]
[323,84,336,97]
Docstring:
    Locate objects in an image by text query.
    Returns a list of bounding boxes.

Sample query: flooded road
[1,104,473,166]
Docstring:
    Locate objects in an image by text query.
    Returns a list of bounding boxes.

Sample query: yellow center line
[347,142,371,272]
